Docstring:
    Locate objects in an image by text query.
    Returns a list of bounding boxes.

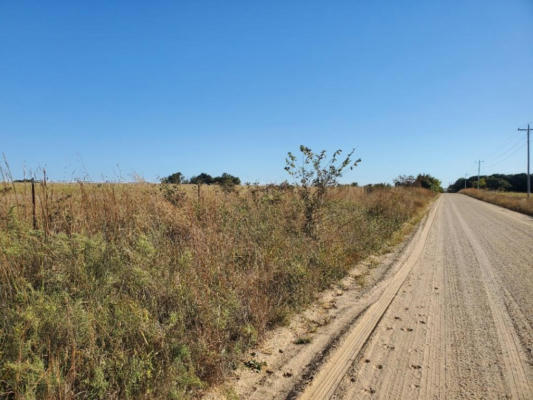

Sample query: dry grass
[0,179,434,399]
[460,188,533,216]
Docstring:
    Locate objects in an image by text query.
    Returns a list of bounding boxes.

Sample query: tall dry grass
[0,178,434,399]
[460,188,533,216]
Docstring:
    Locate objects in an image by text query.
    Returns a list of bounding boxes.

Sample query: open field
[460,188,533,216]
[0,180,435,399]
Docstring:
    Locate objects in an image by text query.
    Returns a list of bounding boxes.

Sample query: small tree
[415,174,443,192]
[215,173,241,193]
[285,145,360,236]
[214,173,241,186]
[189,173,214,185]
[161,172,186,184]
[394,175,416,187]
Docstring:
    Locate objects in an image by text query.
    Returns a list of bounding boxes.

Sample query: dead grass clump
[0,177,434,399]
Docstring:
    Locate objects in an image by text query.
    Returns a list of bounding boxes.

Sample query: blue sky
[1,1,532,186]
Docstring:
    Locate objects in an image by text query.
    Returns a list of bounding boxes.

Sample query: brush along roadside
[460,188,533,216]
[0,182,435,399]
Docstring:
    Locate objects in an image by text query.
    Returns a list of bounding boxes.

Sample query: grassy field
[0,180,435,399]
[460,188,533,216]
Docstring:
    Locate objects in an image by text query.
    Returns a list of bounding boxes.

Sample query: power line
[485,140,524,169]
[484,132,522,160]
[487,147,523,170]
[465,128,528,192]
[485,136,522,165]
[477,133,522,173]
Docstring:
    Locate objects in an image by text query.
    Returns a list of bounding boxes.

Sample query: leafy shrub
[285,146,360,236]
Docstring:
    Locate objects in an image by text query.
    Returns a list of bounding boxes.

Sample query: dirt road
[211,194,532,400]
[301,194,532,399]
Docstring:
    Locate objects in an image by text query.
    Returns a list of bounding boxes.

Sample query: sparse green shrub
[160,182,187,206]
[285,145,361,236]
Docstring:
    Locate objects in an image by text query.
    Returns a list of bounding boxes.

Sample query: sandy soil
[206,194,532,400]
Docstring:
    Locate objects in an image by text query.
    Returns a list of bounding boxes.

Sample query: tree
[189,173,214,185]
[394,174,442,192]
[394,175,416,187]
[161,172,186,184]
[285,145,361,236]
[486,176,511,191]
[501,173,527,192]
[447,176,477,192]
[415,174,443,192]
[213,173,241,186]
[213,173,240,193]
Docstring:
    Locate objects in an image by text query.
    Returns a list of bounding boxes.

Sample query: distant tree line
[161,172,241,186]
[161,169,445,194]
[364,183,392,190]
[447,173,528,193]
[13,179,35,183]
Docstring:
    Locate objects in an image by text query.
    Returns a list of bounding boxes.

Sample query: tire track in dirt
[450,199,531,399]
[450,196,533,347]
[296,198,442,399]
[340,199,449,399]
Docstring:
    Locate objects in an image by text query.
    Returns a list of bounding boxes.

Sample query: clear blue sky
[1,1,532,186]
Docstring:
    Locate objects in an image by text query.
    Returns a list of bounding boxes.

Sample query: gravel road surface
[303,194,532,400]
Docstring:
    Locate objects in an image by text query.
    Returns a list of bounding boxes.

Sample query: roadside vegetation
[0,149,436,399]
[460,188,533,216]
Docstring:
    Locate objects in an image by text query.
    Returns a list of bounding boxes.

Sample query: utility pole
[518,124,531,198]
[31,178,37,230]
[465,173,468,189]
[477,160,484,189]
